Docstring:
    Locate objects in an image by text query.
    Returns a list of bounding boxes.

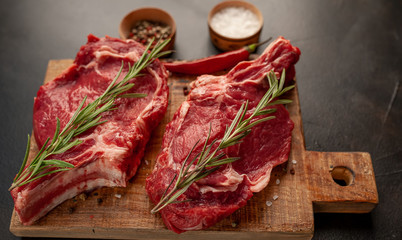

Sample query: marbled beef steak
[11,35,169,225]
[146,36,300,233]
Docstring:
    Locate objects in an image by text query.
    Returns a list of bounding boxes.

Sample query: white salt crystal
[210,7,260,38]
[115,194,122,199]
[266,201,273,207]
[292,159,297,165]
[273,195,279,201]
[144,160,149,165]
[276,179,280,185]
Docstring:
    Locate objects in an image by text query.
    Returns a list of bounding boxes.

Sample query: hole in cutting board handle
[330,166,355,186]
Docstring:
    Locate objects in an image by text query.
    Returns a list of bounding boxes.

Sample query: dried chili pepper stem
[244,37,273,53]
[163,37,272,75]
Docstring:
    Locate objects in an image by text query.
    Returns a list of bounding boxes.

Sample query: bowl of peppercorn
[119,7,176,53]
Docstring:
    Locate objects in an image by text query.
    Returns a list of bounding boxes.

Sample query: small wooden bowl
[119,7,176,52]
[208,1,263,52]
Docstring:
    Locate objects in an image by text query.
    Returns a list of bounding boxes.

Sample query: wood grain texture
[9,59,378,239]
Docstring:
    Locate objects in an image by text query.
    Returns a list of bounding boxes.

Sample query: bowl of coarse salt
[208,0,263,52]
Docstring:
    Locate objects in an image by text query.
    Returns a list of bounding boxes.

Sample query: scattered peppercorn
[68,207,75,214]
[183,86,189,96]
[130,20,172,47]
[290,168,295,175]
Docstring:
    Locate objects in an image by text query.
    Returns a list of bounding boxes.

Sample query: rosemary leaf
[13,135,31,182]
[42,159,75,168]
[50,119,61,145]
[267,99,293,106]
[178,139,201,183]
[219,131,249,149]
[207,152,226,163]
[206,157,240,168]
[254,108,277,116]
[222,103,246,141]
[279,85,295,96]
[197,126,212,164]
[191,167,220,182]
[62,97,87,134]
[161,174,177,200]
[240,116,276,133]
[22,168,75,185]
[51,139,82,155]
[119,93,148,98]
[183,152,202,180]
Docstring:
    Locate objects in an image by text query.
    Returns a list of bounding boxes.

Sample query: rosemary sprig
[9,38,171,191]
[150,69,294,214]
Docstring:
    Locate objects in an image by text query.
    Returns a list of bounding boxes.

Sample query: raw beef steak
[11,34,169,225]
[146,36,300,233]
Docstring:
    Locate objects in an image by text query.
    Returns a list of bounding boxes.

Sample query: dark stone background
[1,1,400,239]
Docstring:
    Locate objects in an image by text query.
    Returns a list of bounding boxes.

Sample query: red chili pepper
[163,37,272,75]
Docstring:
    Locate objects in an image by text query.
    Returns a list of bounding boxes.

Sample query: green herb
[9,38,171,191]
[150,69,294,214]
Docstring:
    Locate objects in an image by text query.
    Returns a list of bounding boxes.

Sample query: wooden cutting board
[9,59,378,239]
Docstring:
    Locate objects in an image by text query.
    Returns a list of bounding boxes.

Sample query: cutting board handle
[305,151,378,213]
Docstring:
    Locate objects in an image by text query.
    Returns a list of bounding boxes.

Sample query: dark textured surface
[0,0,400,239]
